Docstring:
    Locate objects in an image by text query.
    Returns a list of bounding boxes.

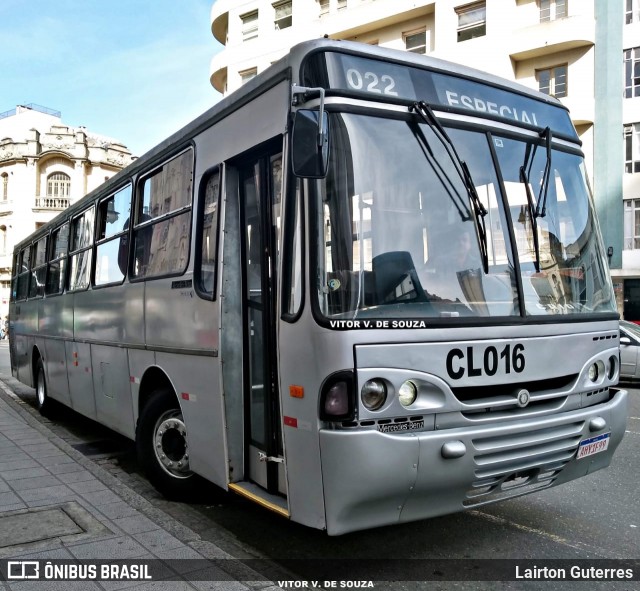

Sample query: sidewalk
[0,376,279,591]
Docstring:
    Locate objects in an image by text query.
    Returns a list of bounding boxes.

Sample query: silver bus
[9,40,627,535]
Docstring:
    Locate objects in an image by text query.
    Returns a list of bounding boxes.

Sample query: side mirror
[620,336,631,346]
[291,109,329,179]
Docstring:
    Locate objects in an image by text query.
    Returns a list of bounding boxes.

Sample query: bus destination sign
[318,52,577,138]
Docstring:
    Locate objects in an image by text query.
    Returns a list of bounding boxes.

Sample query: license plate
[576,432,610,459]
[378,420,424,433]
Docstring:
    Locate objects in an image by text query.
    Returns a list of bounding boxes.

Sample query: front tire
[35,358,52,416]
[136,389,199,500]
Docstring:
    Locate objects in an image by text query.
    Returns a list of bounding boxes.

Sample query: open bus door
[238,146,286,498]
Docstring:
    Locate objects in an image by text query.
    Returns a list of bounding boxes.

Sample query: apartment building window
[625,123,640,173]
[624,200,640,249]
[318,0,330,15]
[241,11,259,42]
[240,68,258,85]
[456,2,486,42]
[404,30,427,54]
[337,0,347,10]
[625,47,640,98]
[539,0,567,23]
[626,0,640,24]
[274,1,292,30]
[537,65,567,98]
[1,173,7,201]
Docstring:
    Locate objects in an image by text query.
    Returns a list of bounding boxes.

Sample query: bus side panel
[74,284,145,346]
[14,333,32,386]
[197,81,290,167]
[41,294,73,406]
[154,352,227,489]
[65,341,96,420]
[13,301,38,385]
[127,349,155,427]
[91,344,135,439]
[43,339,71,406]
[277,312,345,531]
[144,273,217,352]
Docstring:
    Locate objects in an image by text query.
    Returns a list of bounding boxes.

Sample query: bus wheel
[136,389,197,500]
[35,358,52,416]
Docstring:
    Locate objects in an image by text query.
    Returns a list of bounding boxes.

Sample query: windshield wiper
[411,101,489,273]
[535,127,552,219]
[519,157,542,273]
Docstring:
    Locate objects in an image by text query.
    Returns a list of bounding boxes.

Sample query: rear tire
[136,389,199,500]
[35,358,52,416]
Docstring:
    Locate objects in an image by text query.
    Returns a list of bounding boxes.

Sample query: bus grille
[451,374,577,404]
[463,420,584,505]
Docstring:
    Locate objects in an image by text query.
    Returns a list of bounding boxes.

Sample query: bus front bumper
[319,388,627,535]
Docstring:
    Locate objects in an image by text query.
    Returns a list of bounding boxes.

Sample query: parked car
[619,320,640,382]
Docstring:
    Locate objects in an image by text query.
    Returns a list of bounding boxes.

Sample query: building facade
[210,0,639,316]
[620,0,640,319]
[0,104,135,317]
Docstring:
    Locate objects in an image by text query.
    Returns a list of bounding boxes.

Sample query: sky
[0,0,222,157]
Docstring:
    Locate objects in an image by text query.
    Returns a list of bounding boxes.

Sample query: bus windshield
[314,112,616,321]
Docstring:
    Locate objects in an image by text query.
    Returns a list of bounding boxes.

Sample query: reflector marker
[289,385,304,398]
[284,416,298,428]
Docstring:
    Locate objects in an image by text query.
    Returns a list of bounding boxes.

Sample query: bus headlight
[361,379,387,411]
[398,381,417,406]
[588,363,599,382]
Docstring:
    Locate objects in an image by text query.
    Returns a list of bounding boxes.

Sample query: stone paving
[0,377,279,591]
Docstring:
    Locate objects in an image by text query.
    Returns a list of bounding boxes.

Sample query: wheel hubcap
[153,410,191,478]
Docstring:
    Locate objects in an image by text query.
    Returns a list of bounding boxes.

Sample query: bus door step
[228,481,289,517]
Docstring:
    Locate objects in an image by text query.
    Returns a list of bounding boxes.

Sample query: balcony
[34,196,70,210]
[211,0,231,45]
[509,14,595,62]
[210,55,228,94]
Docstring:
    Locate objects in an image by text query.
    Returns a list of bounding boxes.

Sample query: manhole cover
[0,507,83,548]
[0,502,112,556]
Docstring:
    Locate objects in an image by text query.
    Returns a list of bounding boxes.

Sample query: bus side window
[95,184,131,286]
[16,246,31,300]
[29,236,47,299]
[46,223,69,296]
[132,149,193,279]
[196,169,220,297]
[69,208,94,291]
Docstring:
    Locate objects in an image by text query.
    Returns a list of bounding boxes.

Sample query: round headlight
[361,379,387,411]
[588,363,598,382]
[398,381,418,407]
